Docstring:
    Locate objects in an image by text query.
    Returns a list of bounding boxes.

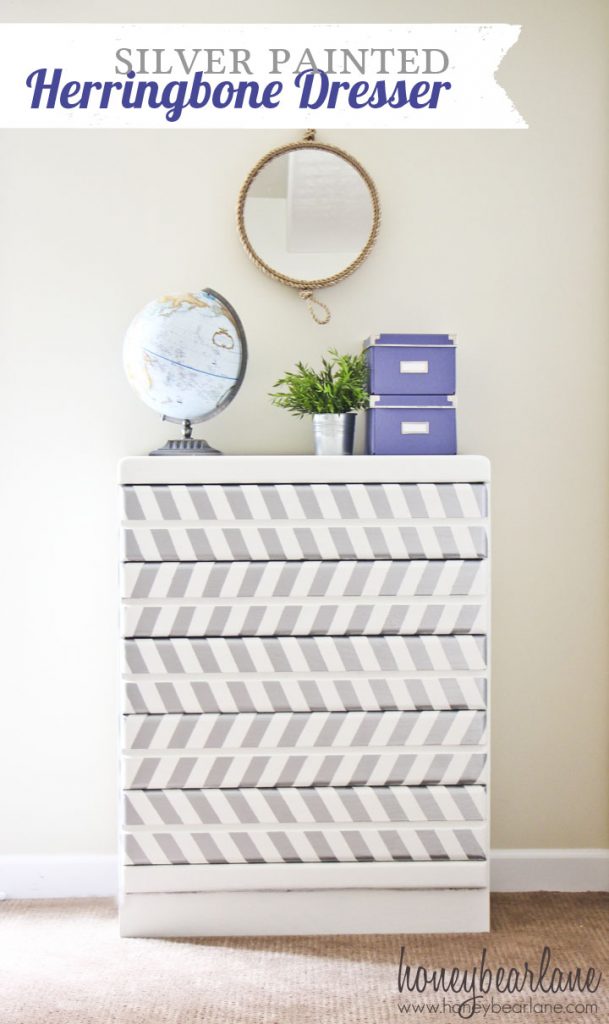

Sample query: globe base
[150,438,222,456]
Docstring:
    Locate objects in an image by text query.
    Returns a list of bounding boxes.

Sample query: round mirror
[237,138,380,321]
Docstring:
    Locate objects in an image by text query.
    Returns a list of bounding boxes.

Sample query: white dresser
[119,455,490,937]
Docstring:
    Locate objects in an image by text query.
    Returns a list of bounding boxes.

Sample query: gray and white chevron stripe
[123,825,487,865]
[121,559,488,600]
[124,784,486,826]
[123,676,488,714]
[122,599,486,639]
[122,483,488,522]
[123,750,488,789]
[123,710,487,752]
[122,524,488,562]
[123,635,487,675]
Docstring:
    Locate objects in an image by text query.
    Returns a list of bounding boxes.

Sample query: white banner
[0,23,526,129]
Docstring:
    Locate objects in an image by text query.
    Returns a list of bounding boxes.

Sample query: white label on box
[400,360,429,374]
[401,421,430,435]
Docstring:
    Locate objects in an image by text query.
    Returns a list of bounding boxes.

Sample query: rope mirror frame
[236,131,381,324]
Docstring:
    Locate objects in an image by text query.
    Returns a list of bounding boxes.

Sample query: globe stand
[150,419,222,456]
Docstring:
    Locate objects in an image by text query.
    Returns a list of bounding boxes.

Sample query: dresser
[119,455,490,937]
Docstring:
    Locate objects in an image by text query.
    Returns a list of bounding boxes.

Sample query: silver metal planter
[313,413,357,456]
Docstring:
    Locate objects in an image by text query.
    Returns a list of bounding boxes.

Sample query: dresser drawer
[123,785,486,826]
[123,523,487,562]
[123,710,487,751]
[124,824,486,866]
[121,560,487,599]
[122,598,486,638]
[123,675,488,714]
[123,635,487,675]
[123,750,488,789]
[122,482,486,521]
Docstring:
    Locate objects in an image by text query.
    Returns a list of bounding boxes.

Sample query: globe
[123,288,247,432]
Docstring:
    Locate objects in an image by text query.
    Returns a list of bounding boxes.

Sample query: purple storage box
[364,334,456,396]
[366,395,457,455]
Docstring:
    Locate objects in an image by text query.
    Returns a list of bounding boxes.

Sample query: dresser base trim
[124,859,487,892]
[119,887,490,937]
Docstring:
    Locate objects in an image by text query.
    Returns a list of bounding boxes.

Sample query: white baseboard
[490,849,609,892]
[0,855,118,899]
[2,850,608,900]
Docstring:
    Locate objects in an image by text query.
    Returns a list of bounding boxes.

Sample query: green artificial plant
[269,348,369,418]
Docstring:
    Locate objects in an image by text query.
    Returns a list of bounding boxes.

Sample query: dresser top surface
[119,455,490,485]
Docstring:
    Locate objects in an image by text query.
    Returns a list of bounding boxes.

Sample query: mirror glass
[242,147,376,283]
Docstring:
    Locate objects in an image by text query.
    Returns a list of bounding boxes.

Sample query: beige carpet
[1,895,608,1023]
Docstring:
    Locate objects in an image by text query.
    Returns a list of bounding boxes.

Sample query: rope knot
[299,289,331,325]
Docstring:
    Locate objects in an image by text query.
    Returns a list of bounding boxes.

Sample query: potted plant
[269,348,369,455]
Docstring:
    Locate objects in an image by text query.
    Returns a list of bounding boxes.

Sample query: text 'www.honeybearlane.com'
[25,68,452,121]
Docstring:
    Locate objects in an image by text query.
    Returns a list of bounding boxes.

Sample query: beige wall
[1,0,608,854]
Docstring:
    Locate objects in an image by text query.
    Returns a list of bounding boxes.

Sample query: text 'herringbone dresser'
[119,455,490,936]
